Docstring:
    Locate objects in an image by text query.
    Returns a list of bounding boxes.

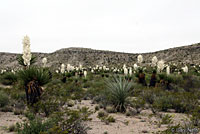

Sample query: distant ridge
[0,43,200,69]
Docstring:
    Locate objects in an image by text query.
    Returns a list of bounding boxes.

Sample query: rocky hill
[0,43,200,70]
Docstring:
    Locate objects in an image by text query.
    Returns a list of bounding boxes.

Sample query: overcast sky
[0,0,200,53]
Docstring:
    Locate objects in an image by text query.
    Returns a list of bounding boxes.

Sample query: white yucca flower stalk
[79,64,82,70]
[103,66,106,70]
[182,66,188,73]
[60,64,65,74]
[157,60,165,73]
[42,57,47,67]
[152,56,158,67]
[22,35,32,67]
[123,64,126,69]
[124,68,128,76]
[133,64,138,70]
[137,55,143,64]
[91,69,94,73]
[166,65,170,75]
[129,68,132,76]
[84,70,87,78]
[67,64,71,72]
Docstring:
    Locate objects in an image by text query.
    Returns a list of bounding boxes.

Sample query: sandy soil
[0,100,195,134]
[75,100,191,134]
[0,112,24,134]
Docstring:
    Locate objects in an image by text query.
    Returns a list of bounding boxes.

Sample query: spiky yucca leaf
[105,75,133,112]
[17,55,36,67]
[18,67,51,86]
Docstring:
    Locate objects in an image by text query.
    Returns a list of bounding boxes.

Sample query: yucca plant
[18,67,51,105]
[18,67,51,86]
[105,75,133,112]
[17,55,36,67]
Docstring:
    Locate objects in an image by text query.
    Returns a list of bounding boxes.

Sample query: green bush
[0,90,9,107]
[0,72,18,85]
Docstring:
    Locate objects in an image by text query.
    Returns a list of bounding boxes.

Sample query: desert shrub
[0,90,9,107]
[181,74,200,92]
[24,111,35,121]
[106,116,115,123]
[14,109,24,115]
[171,92,199,113]
[11,91,26,101]
[105,75,133,112]
[95,105,100,111]
[160,114,173,124]
[190,106,200,127]
[9,124,16,132]
[153,95,173,112]
[130,97,145,114]
[18,67,51,86]
[16,118,55,134]
[17,109,90,134]
[0,72,18,85]
[105,106,115,113]
[98,111,107,118]
[0,106,13,112]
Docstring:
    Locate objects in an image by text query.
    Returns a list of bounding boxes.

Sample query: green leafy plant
[0,72,18,85]
[105,75,133,112]
[18,67,51,86]
[0,90,9,107]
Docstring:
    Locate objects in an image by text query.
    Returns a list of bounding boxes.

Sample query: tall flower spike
[22,35,32,67]
[129,68,132,76]
[182,66,188,73]
[166,65,170,75]
[157,60,165,73]
[133,64,138,70]
[42,57,47,67]
[124,67,128,76]
[84,70,87,78]
[152,56,158,67]
[60,64,65,74]
[137,55,143,64]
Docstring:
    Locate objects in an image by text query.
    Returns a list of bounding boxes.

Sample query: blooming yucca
[42,57,47,67]
[79,64,82,70]
[166,65,170,75]
[182,66,188,73]
[123,64,126,69]
[137,55,143,64]
[129,67,132,76]
[84,70,87,78]
[152,56,158,67]
[22,35,32,67]
[60,64,65,74]
[124,67,128,76]
[133,64,138,70]
[55,70,59,73]
[91,69,94,73]
[103,65,106,70]
[157,60,165,73]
